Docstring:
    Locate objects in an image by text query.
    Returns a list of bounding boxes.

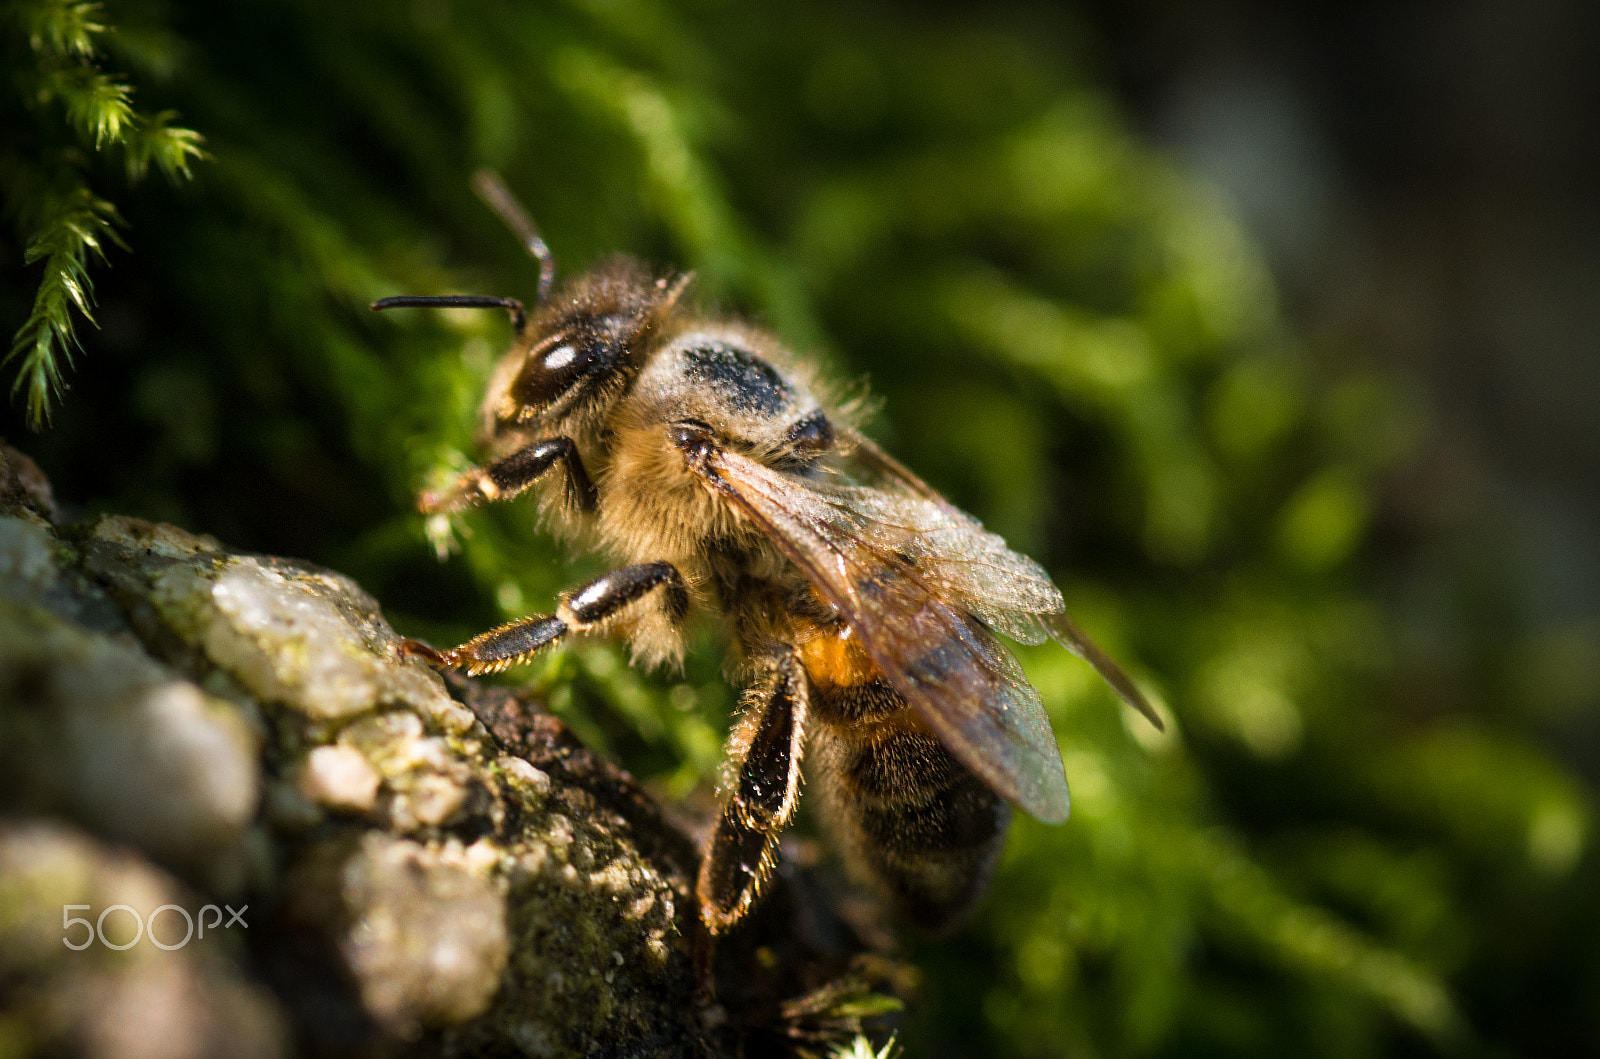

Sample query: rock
[0,561,262,890]
[0,442,57,520]
[0,818,286,1059]
[310,832,510,1032]
[0,443,889,1058]
[79,515,475,734]
[299,745,382,813]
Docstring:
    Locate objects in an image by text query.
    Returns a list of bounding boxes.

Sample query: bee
[379,173,1163,935]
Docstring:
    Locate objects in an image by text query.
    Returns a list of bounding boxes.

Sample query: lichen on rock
[0,441,715,1056]
[0,531,262,890]
[0,441,892,1058]
[79,514,476,734]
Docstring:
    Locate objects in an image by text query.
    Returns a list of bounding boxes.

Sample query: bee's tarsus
[449,614,570,673]
[396,637,450,666]
[417,561,691,675]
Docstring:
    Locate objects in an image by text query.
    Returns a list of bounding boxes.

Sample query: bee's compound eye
[510,316,628,412]
[542,344,578,370]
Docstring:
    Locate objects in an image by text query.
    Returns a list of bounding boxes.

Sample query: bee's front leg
[398,561,688,674]
[420,436,598,514]
[697,651,809,934]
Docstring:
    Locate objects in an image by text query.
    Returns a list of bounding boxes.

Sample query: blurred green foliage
[2,1,1596,1056]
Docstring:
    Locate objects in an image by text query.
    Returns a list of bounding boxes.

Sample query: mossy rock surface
[0,441,822,1058]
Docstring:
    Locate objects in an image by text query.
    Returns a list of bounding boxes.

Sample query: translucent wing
[844,429,1164,731]
[702,448,1072,822]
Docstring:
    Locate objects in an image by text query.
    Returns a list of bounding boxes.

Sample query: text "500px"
[63,904,247,951]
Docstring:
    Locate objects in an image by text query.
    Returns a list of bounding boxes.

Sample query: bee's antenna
[472,169,555,306]
[370,294,527,334]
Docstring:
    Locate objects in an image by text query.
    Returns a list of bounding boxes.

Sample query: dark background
[1084,0,1600,777]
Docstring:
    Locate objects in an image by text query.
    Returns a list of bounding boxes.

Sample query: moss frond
[2,0,204,426]
[122,110,207,181]
[41,64,136,149]
[829,1035,899,1059]
[14,0,105,58]
[3,183,123,427]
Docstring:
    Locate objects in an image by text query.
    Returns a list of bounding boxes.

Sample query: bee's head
[371,172,691,445]
[480,258,689,438]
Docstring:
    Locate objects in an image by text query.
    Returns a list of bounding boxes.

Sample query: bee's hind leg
[697,650,809,934]
[397,561,688,675]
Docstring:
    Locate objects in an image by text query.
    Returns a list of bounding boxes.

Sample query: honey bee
[379,173,1162,935]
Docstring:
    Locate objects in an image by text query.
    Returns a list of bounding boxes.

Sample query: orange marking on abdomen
[795,622,933,738]
[795,622,879,690]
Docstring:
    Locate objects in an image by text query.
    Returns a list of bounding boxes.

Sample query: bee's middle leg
[398,561,688,674]
[697,650,809,934]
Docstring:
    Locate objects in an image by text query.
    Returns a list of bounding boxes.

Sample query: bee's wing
[705,448,1071,823]
[843,429,1164,731]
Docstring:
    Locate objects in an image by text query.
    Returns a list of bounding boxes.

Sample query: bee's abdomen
[796,620,1009,930]
[813,718,1009,933]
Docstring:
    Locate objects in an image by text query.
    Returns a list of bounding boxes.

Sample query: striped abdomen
[798,630,1009,932]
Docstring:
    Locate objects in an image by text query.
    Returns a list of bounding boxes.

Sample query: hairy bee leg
[398,616,568,675]
[697,654,809,933]
[419,436,597,514]
[397,561,688,675]
[563,562,690,626]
